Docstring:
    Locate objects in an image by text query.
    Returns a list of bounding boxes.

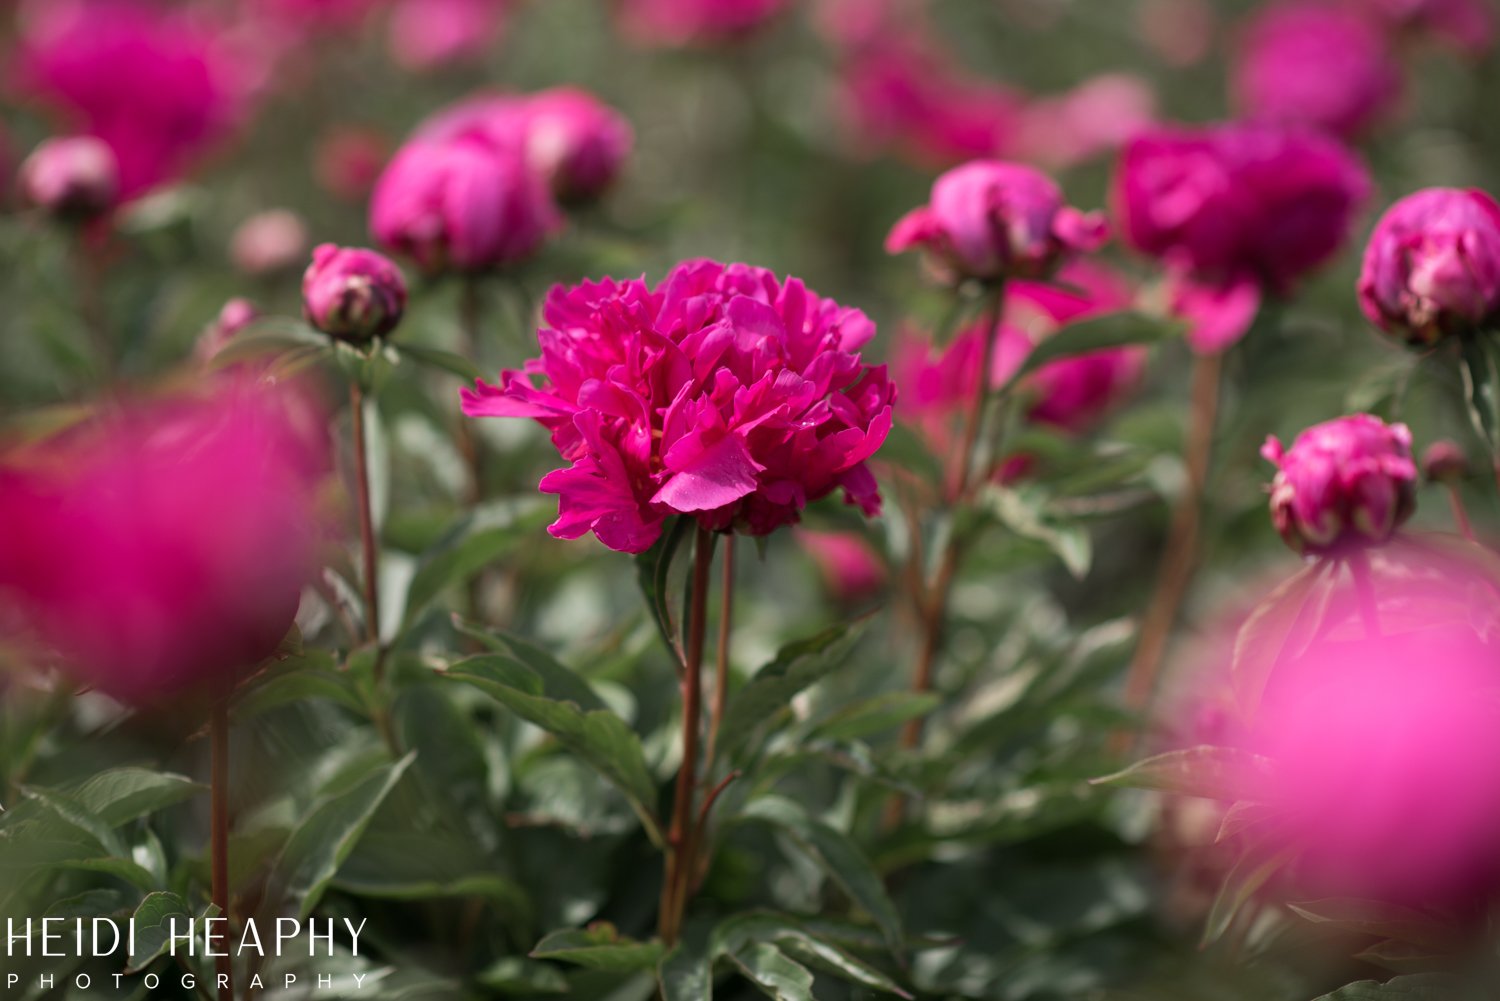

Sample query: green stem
[210,699,233,1001]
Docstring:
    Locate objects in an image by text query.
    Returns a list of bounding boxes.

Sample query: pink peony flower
[1232,3,1402,139]
[387,0,510,72]
[302,244,408,343]
[519,88,635,203]
[230,208,309,276]
[797,529,886,601]
[1261,414,1417,554]
[19,135,119,220]
[0,378,328,703]
[895,262,1145,462]
[1113,122,1371,352]
[461,259,895,553]
[17,0,254,200]
[887,160,1107,284]
[1357,187,1500,346]
[314,127,389,202]
[616,0,791,46]
[195,297,261,365]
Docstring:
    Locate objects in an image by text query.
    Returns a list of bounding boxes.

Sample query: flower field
[2,1,1500,999]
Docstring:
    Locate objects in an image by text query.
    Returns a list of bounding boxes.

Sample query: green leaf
[725,942,816,1001]
[714,913,911,998]
[1311,974,1468,1000]
[717,619,867,762]
[1232,560,1337,715]
[1288,899,1447,951]
[393,342,486,382]
[209,319,329,369]
[444,656,663,847]
[657,943,713,1001]
[476,957,569,994]
[1460,333,1500,458]
[63,769,203,827]
[806,692,941,743]
[636,517,691,659]
[1201,845,1296,946]
[450,630,607,713]
[399,497,549,634]
[266,752,415,919]
[878,422,945,486]
[739,796,903,956]
[531,924,664,972]
[1216,801,1278,843]
[996,311,1175,393]
[233,655,364,718]
[125,891,196,974]
[982,485,1092,578]
[1091,745,1269,801]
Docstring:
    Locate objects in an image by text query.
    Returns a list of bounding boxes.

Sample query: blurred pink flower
[370,132,559,273]
[462,259,895,553]
[616,0,791,45]
[245,0,386,30]
[1357,187,1500,346]
[195,297,261,365]
[519,88,635,203]
[387,0,510,72]
[19,135,119,220]
[1422,438,1469,482]
[1261,413,1416,554]
[895,262,1144,464]
[888,160,1107,284]
[0,379,328,703]
[798,529,886,601]
[1355,0,1494,52]
[1232,3,1402,139]
[1136,0,1216,67]
[230,208,309,276]
[16,0,254,200]
[1017,75,1158,170]
[302,244,408,343]
[314,126,389,202]
[1113,122,1371,352]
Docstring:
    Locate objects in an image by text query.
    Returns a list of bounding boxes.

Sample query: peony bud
[1261,414,1417,554]
[521,87,634,203]
[195,298,261,365]
[886,160,1106,284]
[230,208,310,277]
[1422,439,1470,482]
[19,136,119,221]
[314,127,388,202]
[302,244,408,343]
[1357,187,1500,346]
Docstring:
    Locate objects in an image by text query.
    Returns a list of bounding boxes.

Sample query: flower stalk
[659,523,717,946]
[210,697,233,1001]
[350,380,381,652]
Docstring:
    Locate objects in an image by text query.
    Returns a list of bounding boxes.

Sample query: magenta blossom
[1357,187,1500,346]
[1232,3,1402,139]
[195,298,261,365]
[0,379,327,703]
[887,160,1107,284]
[388,0,510,72]
[797,529,887,601]
[1261,414,1416,554]
[17,0,253,200]
[462,260,895,553]
[302,244,408,343]
[19,135,119,221]
[1113,123,1371,352]
[895,262,1144,466]
[230,208,309,276]
[616,0,791,45]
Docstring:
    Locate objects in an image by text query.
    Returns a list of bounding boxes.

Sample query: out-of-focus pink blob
[818,0,1024,167]
[314,127,389,202]
[195,297,261,365]
[387,0,510,72]
[16,0,255,200]
[1018,75,1158,170]
[19,135,120,220]
[0,379,329,703]
[1354,0,1495,53]
[230,208,309,276]
[1136,0,1216,66]
[245,0,387,31]
[797,529,887,601]
[615,0,791,46]
[1232,3,1403,139]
